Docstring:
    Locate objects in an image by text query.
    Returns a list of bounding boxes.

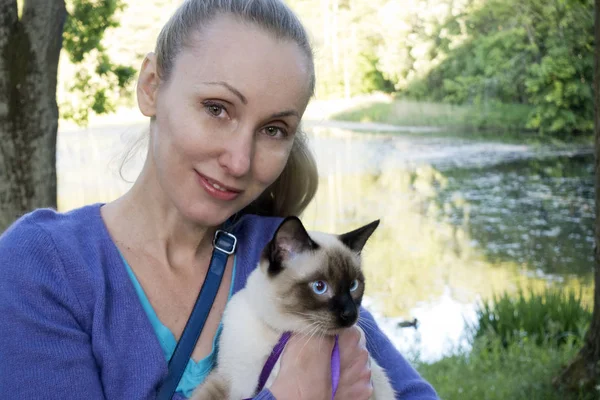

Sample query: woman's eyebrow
[203,81,247,104]
[269,110,300,119]
[202,81,300,120]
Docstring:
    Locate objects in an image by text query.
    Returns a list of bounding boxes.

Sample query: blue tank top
[120,253,236,398]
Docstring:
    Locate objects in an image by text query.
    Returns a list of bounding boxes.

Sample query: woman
[0,0,438,399]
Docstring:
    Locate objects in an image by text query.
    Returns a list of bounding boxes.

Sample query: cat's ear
[338,219,380,254]
[272,216,319,261]
[265,217,318,276]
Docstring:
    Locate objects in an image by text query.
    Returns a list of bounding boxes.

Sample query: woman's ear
[137,52,160,117]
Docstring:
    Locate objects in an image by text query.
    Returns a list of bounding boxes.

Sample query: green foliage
[470,287,591,348]
[357,53,395,94]
[289,0,592,136]
[63,0,124,62]
[61,0,136,125]
[288,0,435,98]
[406,0,594,136]
[526,47,594,134]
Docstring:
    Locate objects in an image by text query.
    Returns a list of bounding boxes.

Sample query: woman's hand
[333,326,373,400]
[269,326,373,400]
[270,333,335,400]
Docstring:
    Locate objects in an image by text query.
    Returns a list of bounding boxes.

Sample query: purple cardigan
[0,204,438,399]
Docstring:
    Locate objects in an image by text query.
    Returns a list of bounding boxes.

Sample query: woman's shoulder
[0,207,65,282]
[1,203,106,244]
[231,213,283,241]
[231,213,289,260]
[228,213,284,291]
[0,204,113,318]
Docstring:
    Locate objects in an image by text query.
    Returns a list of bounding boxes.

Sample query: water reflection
[56,124,595,363]
[300,128,594,362]
[433,154,594,275]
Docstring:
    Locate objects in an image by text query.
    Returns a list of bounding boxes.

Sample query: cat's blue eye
[311,281,328,295]
[349,280,359,292]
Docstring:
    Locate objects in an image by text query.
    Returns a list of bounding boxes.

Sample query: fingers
[338,326,369,371]
[355,343,370,369]
[273,333,336,400]
[338,325,362,349]
[356,325,367,348]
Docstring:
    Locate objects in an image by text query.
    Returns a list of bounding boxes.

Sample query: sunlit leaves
[408,0,594,136]
[60,0,135,126]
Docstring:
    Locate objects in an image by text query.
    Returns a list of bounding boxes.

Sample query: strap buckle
[213,230,237,255]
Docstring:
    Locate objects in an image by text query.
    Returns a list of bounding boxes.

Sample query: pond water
[57,123,595,364]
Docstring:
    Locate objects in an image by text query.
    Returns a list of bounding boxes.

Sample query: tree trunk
[0,0,65,233]
[553,0,600,394]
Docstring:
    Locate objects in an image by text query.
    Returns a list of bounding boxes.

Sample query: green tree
[407,0,594,136]
[289,0,403,98]
[0,0,135,233]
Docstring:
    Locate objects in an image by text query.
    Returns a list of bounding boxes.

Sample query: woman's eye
[263,126,287,138]
[311,280,328,295]
[349,279,359,292]
[204,103,225,117]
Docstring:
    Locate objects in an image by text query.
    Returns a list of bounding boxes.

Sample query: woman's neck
[103,162,216,274]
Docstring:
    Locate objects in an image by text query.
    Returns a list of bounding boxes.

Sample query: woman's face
[137,14,312,226]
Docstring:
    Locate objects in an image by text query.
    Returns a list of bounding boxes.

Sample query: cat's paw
[189,373,230,400]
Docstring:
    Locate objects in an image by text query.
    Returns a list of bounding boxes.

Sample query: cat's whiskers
[294,321,324,364]
[312,322,329,356]
[289,310,318,318]
[290,311,318,334]
[358,315,377,333]
[294,319,320,337]
[312,321,329,353]
[289,311,340,336]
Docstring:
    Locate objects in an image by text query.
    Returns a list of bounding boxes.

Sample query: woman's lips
[196,172,242,201]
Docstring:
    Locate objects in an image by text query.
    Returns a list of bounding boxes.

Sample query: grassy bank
[328,96,593,145]
[415,287,596,400]
[417,335,592,400]
[330,97,532,131]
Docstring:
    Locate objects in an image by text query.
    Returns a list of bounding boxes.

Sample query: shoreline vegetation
[324,95,594,146]
[416,287,595,400]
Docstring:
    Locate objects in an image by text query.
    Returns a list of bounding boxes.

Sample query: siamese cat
[191,217,395,400]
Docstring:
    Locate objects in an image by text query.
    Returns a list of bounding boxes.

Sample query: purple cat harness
[244,332,341,399]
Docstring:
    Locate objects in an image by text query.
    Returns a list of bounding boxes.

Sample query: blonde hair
[155,0,315,95]
[124,0,319,217]
[240,130,317,217]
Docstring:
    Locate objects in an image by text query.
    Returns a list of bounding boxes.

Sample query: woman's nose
[218,131,253,177]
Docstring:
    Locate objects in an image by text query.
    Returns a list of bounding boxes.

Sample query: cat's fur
[191,217,395,400]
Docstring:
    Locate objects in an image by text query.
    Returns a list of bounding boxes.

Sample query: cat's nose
[340,307,357,323]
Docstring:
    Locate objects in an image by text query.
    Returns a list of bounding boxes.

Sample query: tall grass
[330,97,533,134]
[471,287,591,347]
[418,333,594,400]
[418,286,596,400]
